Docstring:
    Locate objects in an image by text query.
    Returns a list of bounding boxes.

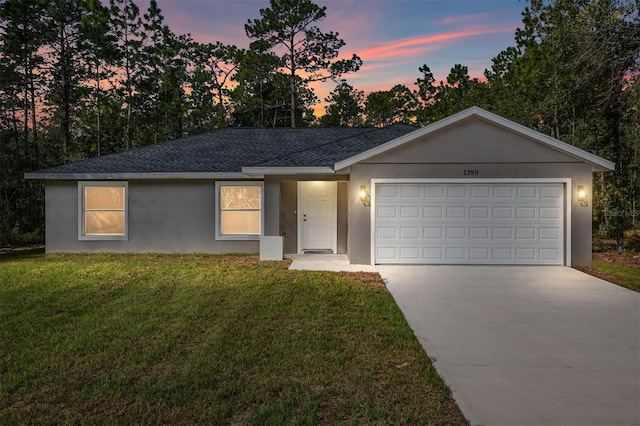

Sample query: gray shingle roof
[26,125,417,177]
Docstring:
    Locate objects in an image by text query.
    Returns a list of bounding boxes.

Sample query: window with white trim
[78,182,128,240]
[215,182,263,240]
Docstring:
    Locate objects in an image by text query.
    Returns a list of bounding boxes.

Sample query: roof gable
[334,107,615,172]
[361,115,580,164]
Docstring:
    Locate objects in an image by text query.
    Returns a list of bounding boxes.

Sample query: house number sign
[463,169,479,176]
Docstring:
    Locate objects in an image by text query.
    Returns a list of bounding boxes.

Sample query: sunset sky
[137,0,527,110]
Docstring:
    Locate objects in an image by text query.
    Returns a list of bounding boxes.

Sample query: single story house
[25,107,614,266]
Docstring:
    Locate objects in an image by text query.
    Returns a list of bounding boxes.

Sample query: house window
[78,182,128,240]
[216,182,263,240]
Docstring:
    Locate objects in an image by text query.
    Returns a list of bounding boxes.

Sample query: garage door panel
[470,206,490,219]
[423,227,443,239]
[425,186,445,197]
[446,206,466,218]
[401,185,421,197]
[398,247,419,260]
[423,247,443,260]
[470,227,489,239]
[446,247,466,260]
[400,227,420,238]
[493,207,513,219]
[516,227,536,239]
[469,247,489,260]
[378,185,399,198]
[517,186,538,198]
[492,248,513,261]
[515,248,536,261]
[471,186,491,198]
[424,207,443,218]
[494,186,514,198]
[375,183,564,265]
[540,228,559,239]
[377,206,397,218]
[516,207,536,219]
[446,227,466,238]
[540,248,560,260]
[540,207,560,219]
[377,227,396,239]
[492,227,513,239]
[447,186,467,197]
[541,185,562,198]
[376,246,397,260]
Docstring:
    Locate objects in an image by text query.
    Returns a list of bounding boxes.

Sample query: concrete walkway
[287,254,377,272]
[378,265,640,426]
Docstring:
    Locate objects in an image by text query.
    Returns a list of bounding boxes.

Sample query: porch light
[577,185,588,207]
[359,185,370,207]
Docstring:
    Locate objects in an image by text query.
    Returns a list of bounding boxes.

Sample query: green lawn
[0,252,466,425]
[592,259,640,292]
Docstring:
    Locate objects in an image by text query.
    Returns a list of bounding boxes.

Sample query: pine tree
[245,0,361,127]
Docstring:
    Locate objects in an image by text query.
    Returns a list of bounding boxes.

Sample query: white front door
[298,181,337,253]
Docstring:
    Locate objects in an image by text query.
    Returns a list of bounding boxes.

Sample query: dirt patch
[592,251,640,269]
[336,271,388,292]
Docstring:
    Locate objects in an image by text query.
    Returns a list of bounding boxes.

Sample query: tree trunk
[29,72,37,160]
[290,74,296,128]
[609,110,625,252]
[22,81,29,161]
[96,62,101,157]
[290,38,296,128]
[11,106,19,151]
[124,9,132,150]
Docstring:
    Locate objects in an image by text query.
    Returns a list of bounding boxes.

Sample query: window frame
[78,181,129,241]
[215,181,264,241]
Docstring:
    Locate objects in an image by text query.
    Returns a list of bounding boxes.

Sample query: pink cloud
[359,25,516,63]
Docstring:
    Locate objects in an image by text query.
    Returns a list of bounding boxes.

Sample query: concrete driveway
[378,265,640,426]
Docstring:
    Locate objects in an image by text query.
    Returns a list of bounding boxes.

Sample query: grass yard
[584,230,640,292]
[574,248,640,292]
[0,252,466,425]
[590,258,640,292]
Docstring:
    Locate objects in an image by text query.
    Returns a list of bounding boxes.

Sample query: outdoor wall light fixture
[359,185,370,207]
[577,185,588,207]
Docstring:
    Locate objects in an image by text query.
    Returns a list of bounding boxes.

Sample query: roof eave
[242,166,335,176]
[24,172,253,180]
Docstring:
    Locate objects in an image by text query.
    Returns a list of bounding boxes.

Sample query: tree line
[0,0,638,250]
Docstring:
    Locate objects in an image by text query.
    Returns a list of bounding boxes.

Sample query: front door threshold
[303,249,333,254]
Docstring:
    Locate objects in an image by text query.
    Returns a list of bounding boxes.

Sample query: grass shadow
[0,246,45,260]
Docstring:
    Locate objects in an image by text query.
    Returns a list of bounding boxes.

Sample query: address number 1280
[464,169,479,176]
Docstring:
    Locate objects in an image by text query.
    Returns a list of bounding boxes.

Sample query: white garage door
[375,182,564,264]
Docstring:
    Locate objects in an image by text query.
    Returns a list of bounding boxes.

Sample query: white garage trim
[370,178,572,266]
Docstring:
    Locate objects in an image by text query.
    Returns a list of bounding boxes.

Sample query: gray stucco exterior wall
[347,117,596,267]
[45,180,260,254]
[337,181,349,254]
